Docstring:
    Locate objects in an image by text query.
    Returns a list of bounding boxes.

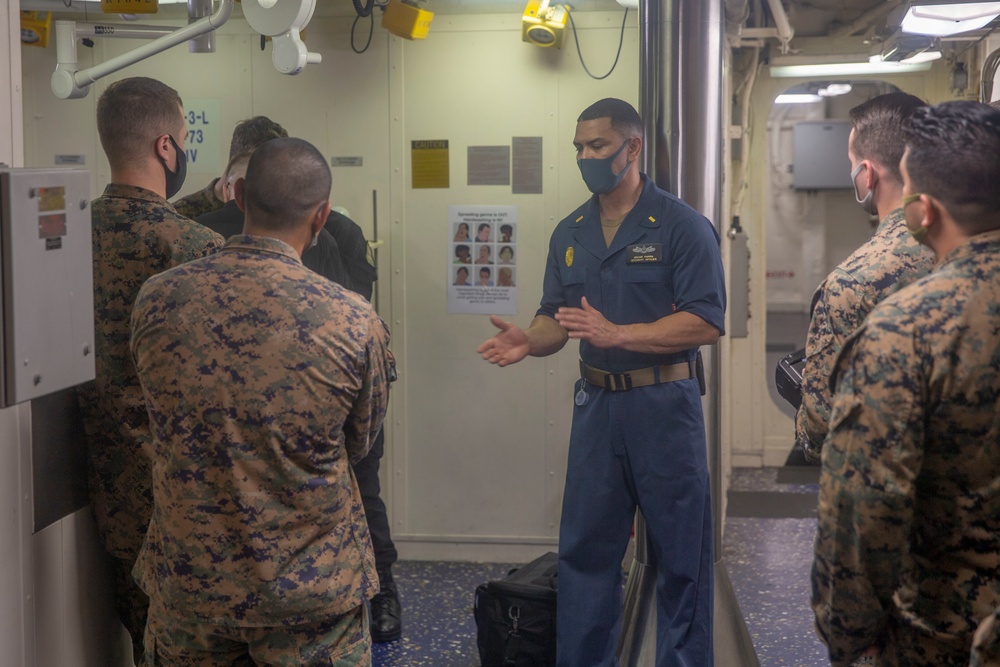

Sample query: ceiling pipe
[51,0,233,98]
[831,1,899,38]
[187,0,215,52]
[724,0,751,33]
[765,0,794,52]
[981,46,1000,101]
[616,0,760,665]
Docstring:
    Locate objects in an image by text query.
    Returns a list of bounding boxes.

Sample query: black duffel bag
[474,551,558,667]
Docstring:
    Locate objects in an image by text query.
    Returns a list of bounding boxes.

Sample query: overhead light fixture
[818,83,852,96]
[876,30,941,62]
[775,93,823,104]
[522,0,568,48]
[774,82,852,104]
[769,60,934,77]
[900,1,1000,36]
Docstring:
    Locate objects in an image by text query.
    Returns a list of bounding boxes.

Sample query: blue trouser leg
[628,380,714,667]
[557,379,637,667]
[557,379,714,667]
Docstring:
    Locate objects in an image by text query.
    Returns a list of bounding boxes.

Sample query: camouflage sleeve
[171,179,222,220]
[795,273,867,457]
[343,310,394,464]
[972,608,1000,667]
[169,223,225,267]
[811,308,925,666]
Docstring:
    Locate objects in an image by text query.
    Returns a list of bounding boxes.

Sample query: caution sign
[412,139,449,189]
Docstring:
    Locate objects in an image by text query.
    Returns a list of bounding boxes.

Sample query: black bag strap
[503,604,522,666]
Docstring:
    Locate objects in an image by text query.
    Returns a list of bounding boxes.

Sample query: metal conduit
[616,1,759,664]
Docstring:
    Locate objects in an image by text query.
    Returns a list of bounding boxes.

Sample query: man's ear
[628,136,642,163]
[920,194,941,231]
[312,201,331,237]
[233,177,247,212]
[154,134,172,163]
[865,161,880,190]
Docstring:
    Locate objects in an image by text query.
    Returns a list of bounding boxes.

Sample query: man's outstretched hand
[477,315,530,367]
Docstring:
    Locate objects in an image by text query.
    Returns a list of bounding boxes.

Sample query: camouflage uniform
[811,229,1000,667]
[76,183,223,658]
[171,178,223,219]
[796,208,933,460]
[972,608,1000,667]
[130,234,393,665]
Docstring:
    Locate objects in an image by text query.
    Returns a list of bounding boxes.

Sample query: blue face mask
[159,134,187,199]
[578,140,631,195]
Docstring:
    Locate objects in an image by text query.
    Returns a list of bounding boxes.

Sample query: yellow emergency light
[20,11,52,47]
[101,0,159,14]
[381,0,434,40]
[522,0,568,49]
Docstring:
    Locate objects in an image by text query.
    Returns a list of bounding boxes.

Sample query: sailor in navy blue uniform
[479,98,725,667]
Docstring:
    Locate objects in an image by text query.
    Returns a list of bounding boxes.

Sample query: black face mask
[158,134,187,199]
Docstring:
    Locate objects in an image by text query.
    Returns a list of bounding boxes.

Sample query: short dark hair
[96,77,183,171]
[222,149,253,185]
[849,92,925,183]
[578,98,643,141]
[903,100,1000,234]
[243,138,330,231]
[230,116,288,158]
[480,267,491,276]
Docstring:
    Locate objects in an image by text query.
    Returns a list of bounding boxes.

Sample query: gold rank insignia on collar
[648,216,657,224]
[565,246,574,267]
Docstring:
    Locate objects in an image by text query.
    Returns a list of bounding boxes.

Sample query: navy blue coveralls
[537,175,726,667]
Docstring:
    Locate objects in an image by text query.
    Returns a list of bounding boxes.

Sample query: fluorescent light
[901,2,1000,36]
[775,93,824,104]
[769,60,934,78]
[818,83,852,96]
[870,50,943,64]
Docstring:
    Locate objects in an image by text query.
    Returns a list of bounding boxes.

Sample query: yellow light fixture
[20,11,52,47]
[522,0,567,48]
[381,0,434,40]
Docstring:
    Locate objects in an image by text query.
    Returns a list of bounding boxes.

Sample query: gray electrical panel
[792,120,853,190]
[0,168,95,406]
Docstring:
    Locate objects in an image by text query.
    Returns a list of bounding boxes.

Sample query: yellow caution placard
[412,140,449,189]
[102,0,159,14]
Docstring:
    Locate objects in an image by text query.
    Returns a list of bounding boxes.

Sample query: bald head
[242,138,331,232]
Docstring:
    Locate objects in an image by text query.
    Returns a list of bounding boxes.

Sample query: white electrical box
[0,168,95,406]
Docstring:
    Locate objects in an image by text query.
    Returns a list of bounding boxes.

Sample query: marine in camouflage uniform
[131,138,392,666]
[171,177,222,219]
[796,93,932,462]
[795,207,932,457]
[811,101,1000,667]
[77,183,224,657]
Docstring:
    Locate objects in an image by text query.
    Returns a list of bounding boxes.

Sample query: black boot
[370,573,402,642]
